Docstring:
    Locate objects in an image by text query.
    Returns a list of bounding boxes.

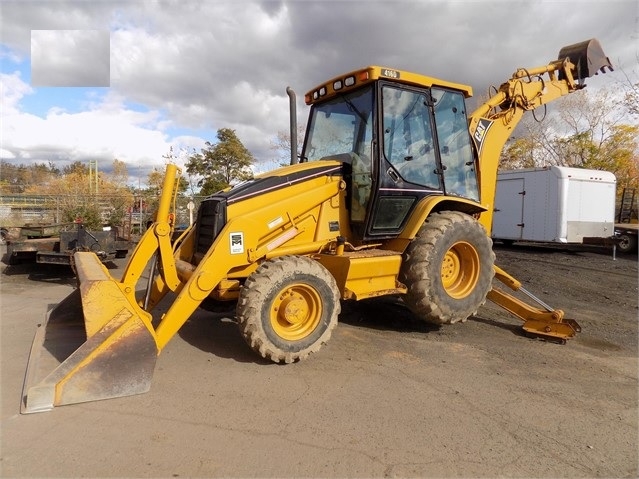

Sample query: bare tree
[499,87,638,191]
[270,123,306,167]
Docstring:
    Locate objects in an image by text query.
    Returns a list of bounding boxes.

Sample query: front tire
[400,211,495,324]
[237,256,340,363]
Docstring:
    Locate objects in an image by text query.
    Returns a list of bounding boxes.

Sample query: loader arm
[21,164,185,413]
[120,163,182,295]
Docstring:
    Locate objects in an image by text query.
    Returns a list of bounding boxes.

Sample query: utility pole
[88,160,98,195]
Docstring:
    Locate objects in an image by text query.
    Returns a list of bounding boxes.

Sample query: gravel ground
[0,243,637,478]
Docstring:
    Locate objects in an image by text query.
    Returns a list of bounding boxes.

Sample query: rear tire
[400,211,495,324]
[237,256,340,363]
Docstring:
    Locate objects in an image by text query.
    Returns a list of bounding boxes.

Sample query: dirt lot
[1,243,637,478]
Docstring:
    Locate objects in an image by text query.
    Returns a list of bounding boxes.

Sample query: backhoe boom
[467,38,612,341]
[469,38,613,234]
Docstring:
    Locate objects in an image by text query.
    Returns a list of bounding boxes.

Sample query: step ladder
[617,188,636,223]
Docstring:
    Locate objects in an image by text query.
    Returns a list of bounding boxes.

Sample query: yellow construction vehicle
[21,39,612,413]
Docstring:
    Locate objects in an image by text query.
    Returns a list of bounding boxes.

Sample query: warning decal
[230,232,244,254]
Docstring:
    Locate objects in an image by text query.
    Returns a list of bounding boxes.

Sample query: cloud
[0,72,194,174]
[1,0,637,177]
[1,70,34,111]
[31,30,111,87]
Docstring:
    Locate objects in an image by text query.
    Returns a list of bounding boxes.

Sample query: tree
[623,82,639,116]
[500,137,537,170]
[0,159,136,229]
[0,160,59,193]
[498,87,639,193]
[186,128,255,196]
[110,159,129,187]
[42,170,103,229]
[550,131,598,168]
[616,55,639,117]
[270,123,306,168]
[30,159,136,229]
[594,124,639,190]
[62,202,103,229]
[103,159,134,227]
[63,161,89,176]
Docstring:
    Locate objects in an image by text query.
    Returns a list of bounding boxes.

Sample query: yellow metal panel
[228,173,344,262]
[315,251,406,300]
[384,195,486,253]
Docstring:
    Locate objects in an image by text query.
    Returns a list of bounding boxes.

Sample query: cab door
[365,84,443,238]
[431,88,479,201]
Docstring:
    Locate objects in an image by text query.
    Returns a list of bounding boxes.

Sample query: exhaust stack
[286,86,298,165]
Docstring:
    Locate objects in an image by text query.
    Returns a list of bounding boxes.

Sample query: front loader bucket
[21,252,158,413]
[558,38,613,79]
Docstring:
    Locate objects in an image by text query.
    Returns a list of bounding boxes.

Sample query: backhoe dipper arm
[468,38,613,234]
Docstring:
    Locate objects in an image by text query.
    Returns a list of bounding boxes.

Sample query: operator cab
[301,66,479,240]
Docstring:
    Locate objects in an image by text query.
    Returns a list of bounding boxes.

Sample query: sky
[1,0,637,186]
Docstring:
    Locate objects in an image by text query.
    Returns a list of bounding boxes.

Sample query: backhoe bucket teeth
[558,38,613,79]
[21,252,158,414]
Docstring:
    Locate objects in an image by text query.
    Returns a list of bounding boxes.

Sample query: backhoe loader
[21,39,612,413]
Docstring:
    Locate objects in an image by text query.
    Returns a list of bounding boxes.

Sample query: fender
[386,195,486,252]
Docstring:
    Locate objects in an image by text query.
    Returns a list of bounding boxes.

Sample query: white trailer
[492,166,616,244]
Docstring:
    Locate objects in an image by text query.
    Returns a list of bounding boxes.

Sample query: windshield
[302,86,374,162]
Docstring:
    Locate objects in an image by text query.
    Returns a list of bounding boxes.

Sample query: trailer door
[492,177,525,240]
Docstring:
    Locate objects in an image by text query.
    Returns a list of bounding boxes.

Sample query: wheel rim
[270,284,322,341]
[619,236,629,249]
[440,241,481,299]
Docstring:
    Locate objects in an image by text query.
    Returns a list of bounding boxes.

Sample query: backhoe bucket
[21,252,158,413]
[558,38,613,79]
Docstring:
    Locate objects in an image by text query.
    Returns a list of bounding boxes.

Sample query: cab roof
[305,65,473,105]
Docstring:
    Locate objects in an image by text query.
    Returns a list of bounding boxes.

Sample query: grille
[195,197,227,260]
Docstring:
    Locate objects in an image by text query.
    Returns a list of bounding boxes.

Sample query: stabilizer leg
[488,265,581,343]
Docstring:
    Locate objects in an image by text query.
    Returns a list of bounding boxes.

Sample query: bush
[63,204,103,230]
